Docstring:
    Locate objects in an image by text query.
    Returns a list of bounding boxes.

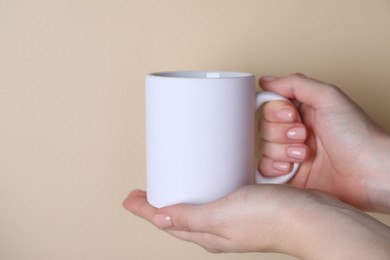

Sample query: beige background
[1,0,390,259]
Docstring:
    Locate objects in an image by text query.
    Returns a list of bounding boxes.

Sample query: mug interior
[149,71,253,79]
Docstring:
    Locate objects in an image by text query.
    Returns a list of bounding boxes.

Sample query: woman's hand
[123,185,390,259]
[123,73,390,258]
[259,74,390,212]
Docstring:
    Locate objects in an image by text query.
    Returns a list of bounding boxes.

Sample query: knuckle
[259,121,272,139]
[323,84,342,95]
[318,83,345,103]
[173,209,192,231]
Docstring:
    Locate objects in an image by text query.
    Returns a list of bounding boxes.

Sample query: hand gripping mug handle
[255,91,301,184]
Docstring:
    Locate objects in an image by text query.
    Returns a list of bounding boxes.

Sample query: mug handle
[255,91,301,184]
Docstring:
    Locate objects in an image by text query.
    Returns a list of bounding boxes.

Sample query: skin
[123,187,390,259]
[123,74,390,258]
[258,74,390,212]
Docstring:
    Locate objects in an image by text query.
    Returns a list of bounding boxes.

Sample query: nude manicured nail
[287,147,307,160]
[287,127,306,140]
[154,214,173,229]
[273,162,291,172]
[277,109,294,122]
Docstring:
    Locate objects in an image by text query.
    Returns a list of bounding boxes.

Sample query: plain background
[1,0,390,259]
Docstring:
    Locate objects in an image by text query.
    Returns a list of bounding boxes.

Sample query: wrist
[289,191,390,259]
[365,132,390,213]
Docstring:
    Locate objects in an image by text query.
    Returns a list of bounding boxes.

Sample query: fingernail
[287,127,306,140]
[273,162,291,172]
[287,147,307,160]
[277,109,294,122]
[261,75,279,82]
[154,214,173,229]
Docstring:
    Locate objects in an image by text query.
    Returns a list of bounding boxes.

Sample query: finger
[123,190,223,235]
[262,141,309,162]
[122,190,157,224]
[258,156,292,177]
[156,203,219,234]
[259,120,307,143]
[259,73,343,109]
[123,191,227,253]
[261,100,298,123]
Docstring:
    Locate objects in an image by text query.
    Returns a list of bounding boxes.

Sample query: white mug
[146,71,300,208]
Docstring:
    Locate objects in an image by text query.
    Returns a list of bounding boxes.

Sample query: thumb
[260,73,344,109]
[154,203,217,233]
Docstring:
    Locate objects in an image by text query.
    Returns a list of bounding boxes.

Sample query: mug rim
[148,71,253,79]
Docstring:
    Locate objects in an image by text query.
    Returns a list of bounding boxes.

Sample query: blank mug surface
[145,71,300,208]
[146,71,255,208]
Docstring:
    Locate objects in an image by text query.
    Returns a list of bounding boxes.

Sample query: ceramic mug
[145,71,300,208]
